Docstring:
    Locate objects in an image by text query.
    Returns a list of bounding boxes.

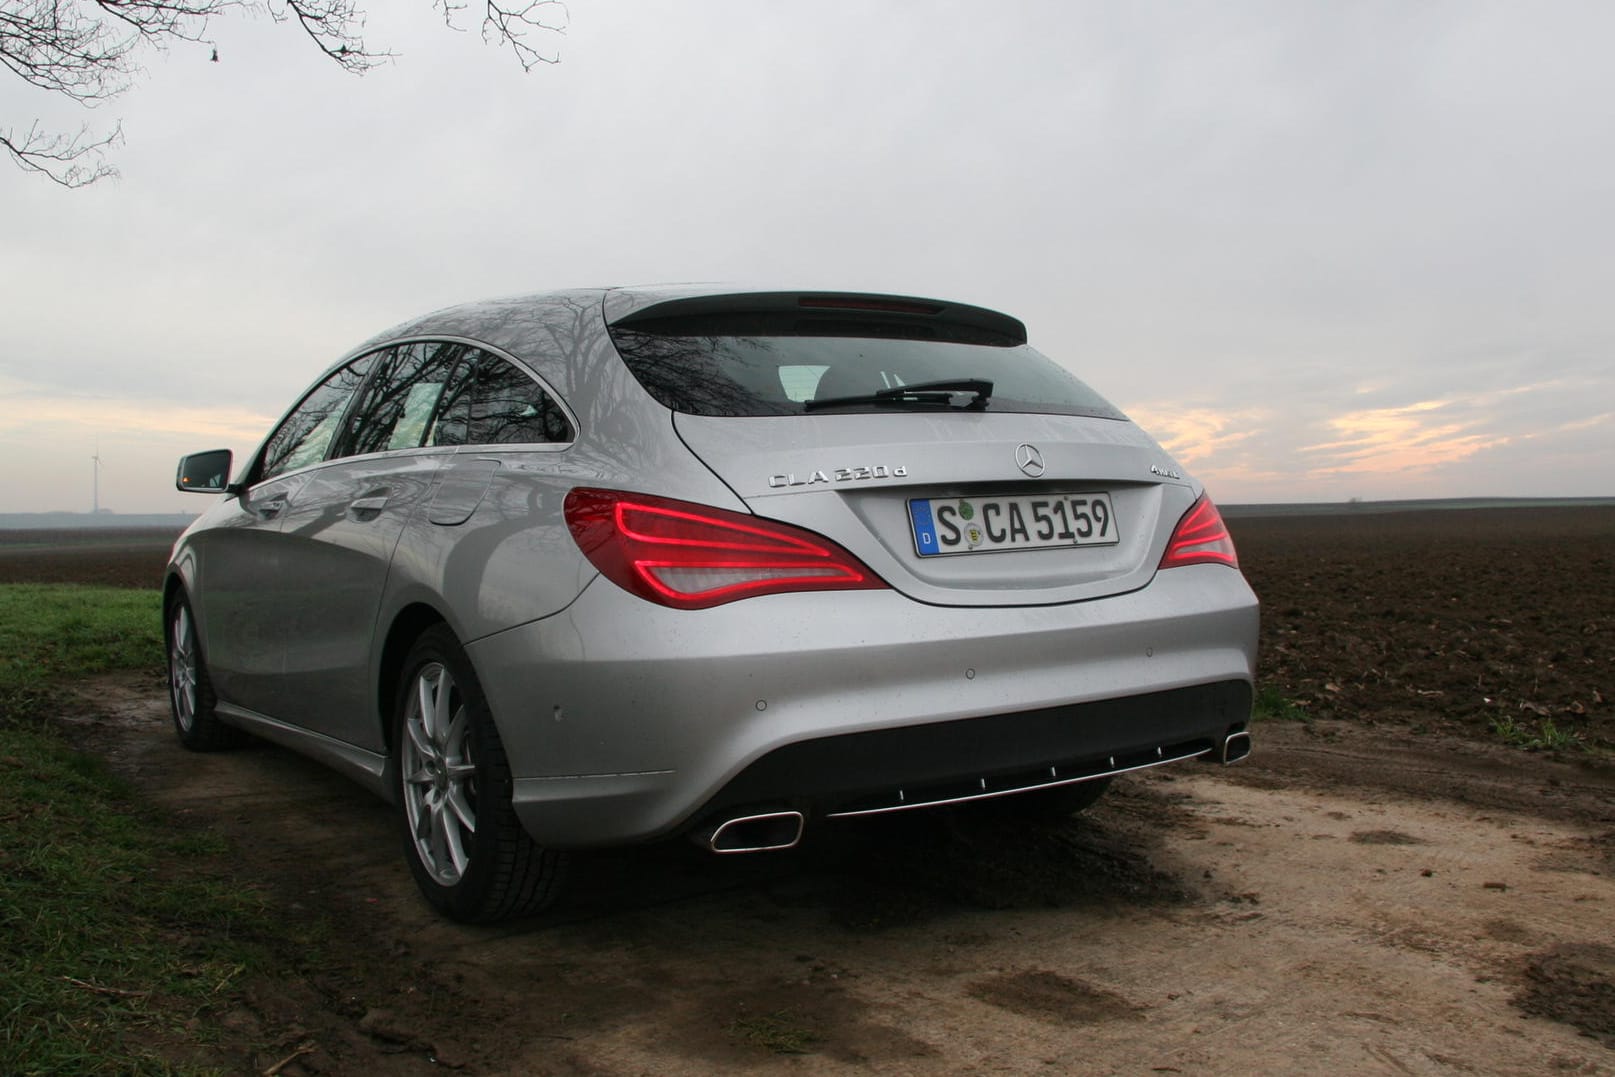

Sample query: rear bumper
[698,678,1250,823]
[467,564,1258,848]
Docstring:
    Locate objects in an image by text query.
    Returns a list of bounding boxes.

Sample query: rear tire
[394,625,566,922]
[165,593,242,751]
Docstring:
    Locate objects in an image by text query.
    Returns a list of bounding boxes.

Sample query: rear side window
[258,354,376,480]
[431,351,573,446]
[343,342,468,456]
[609,318,1125,420]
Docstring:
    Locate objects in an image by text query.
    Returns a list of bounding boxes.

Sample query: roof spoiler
[608,291,1028,345]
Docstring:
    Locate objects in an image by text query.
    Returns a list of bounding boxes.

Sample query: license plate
[908,492,1119,557]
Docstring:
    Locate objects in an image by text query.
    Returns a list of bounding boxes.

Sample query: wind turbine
[91,443,102,514]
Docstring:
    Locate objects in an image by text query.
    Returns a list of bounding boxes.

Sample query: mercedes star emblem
[1015,443,1045,477]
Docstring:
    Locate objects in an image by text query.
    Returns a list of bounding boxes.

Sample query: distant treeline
[1221,496,1615,519]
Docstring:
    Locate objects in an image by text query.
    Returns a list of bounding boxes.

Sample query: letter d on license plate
[909,492,1119,557]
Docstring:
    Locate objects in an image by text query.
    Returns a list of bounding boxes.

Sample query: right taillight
[1159,493,1239,569]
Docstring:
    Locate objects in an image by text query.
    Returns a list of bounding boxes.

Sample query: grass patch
[1253,684,1310,722]
[0,584,162,722]
[1,723,277,1075]
[1489,715,1582,753]
[729,1010,821,1054]
[0,584,287,1075]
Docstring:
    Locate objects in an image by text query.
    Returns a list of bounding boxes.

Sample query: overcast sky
[3,0,1612,513]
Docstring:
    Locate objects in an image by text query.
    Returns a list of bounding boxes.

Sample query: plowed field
[1232,506,1613,751]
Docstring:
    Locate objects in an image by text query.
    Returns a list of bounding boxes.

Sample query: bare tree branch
[3,0,565,186]
[482,1,566,71]
[95,0,229,42]
[1,119,122,186]
[428,1,568,69]
[2,0,143,101]
[270,0,388,72]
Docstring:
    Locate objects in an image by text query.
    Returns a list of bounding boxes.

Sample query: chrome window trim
[242,334,581,488]
[374,334,582,449]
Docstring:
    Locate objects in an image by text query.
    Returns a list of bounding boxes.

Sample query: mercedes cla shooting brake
[166,287,1259,922]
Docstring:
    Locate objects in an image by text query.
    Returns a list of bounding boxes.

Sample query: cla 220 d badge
[768,464,910,488]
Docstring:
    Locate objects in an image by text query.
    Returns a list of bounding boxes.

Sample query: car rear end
[471,290,1258,850]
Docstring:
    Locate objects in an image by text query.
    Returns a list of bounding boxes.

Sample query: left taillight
[1159,493,1239,570]
[564,488,887,609]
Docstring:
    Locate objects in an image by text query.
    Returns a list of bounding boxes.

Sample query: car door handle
[349,495,389,515]
[255,494,288,520]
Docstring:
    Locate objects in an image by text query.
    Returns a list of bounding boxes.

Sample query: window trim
[373,336,580,453]
[244,335,581,486]
[251,350,384,485]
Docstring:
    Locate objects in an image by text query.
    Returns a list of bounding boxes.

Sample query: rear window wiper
[804,378,994,412]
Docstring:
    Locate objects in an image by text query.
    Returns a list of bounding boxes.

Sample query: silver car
[166,287,1258,922]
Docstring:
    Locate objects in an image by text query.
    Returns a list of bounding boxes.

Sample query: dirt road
[81,675,1614,1076]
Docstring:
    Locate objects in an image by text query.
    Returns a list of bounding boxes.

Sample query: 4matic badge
[768,464,909,488]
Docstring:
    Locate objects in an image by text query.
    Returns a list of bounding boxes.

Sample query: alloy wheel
[169,603,198,733]
[401,661,478,885]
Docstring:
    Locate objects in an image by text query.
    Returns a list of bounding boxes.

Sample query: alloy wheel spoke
[440,804,469,874]
[406,716,436,764]
[403,764,435,787]
[443,708,467,755]
[445,787,477,834]
[432,670,456,748]
[429,801,451,867]
[416,670,441,742]
[417,792,439,842]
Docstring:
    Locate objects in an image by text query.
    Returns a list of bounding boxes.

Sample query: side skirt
[216,703,393,803]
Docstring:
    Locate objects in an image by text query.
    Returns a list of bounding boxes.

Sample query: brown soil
[1231,507,1615,749]
[14,507,1615,1074]
[0,527,177,588]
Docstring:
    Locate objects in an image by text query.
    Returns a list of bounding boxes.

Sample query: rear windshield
[609,322,1126,420]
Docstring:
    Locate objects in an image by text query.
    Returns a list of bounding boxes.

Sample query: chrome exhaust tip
[1219,730,1253,764]
[706,811,805,854]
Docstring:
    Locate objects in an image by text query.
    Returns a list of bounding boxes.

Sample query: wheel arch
[161,569,196,647]
[162,572,185,613]
[376,602,452,751]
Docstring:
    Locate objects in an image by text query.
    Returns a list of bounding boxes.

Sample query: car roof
[355,284,1027,358]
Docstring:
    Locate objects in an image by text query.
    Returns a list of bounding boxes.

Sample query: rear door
[272,342,464,749]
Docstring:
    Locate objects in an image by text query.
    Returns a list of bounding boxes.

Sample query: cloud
[1124,404,1265,467]
[0,382,273,445]
[1302,397,1508,476]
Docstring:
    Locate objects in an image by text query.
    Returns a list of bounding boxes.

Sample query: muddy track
[73,674,1615,1075]
[1226,720,1615,828]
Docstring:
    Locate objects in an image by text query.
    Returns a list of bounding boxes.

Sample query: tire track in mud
[66,675,1615,1074]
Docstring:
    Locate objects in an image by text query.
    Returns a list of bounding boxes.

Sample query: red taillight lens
[564,488,887,609]
[1159,494,1239,570]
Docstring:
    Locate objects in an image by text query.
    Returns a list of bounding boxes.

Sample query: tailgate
[673,411,1196,608]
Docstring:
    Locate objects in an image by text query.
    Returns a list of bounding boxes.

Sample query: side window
[429,351,573,447]
[258,354,375,481]
[343,342,467,456]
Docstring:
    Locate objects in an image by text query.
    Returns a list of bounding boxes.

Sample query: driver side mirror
[175,449,235,494]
